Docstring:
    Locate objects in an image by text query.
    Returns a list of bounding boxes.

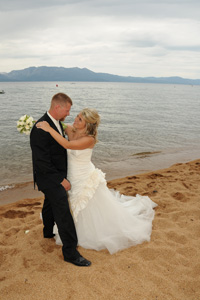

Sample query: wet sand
[0,159,200,299]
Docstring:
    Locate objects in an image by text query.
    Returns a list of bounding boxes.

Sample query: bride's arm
[62,123,73,136]
[36,121,94,150]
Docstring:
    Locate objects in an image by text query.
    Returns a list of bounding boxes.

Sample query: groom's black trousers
[42,185,79,260]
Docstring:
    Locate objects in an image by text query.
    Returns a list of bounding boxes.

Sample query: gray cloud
[0,0,200,78]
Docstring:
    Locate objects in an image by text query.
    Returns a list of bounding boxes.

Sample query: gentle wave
[0,185,15,192]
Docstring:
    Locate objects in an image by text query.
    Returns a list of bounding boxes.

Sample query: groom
[30,92,91,267]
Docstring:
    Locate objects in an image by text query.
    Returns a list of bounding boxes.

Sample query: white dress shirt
[47,112,63,135]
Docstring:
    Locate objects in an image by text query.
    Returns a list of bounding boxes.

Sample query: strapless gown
[53,149,157,254]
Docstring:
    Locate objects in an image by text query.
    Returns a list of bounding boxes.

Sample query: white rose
[19,120,24,126]
[25,131,30,135]
[20,115,26,121]
[17,127,22,132]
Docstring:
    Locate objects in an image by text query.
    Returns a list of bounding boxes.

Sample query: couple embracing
[30,92,157,267]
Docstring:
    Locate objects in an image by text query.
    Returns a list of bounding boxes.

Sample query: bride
[36,108,157,254]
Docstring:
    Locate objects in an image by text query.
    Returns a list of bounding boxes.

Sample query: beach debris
[25,230,30,234]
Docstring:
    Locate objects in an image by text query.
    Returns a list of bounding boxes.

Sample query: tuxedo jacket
[30,113,67,191]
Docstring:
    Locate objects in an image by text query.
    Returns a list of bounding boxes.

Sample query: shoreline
[1,158,200,299]
[0,157,200,206]
[1,144,200,188]
[0,181,43,206]
[2,144,200,188]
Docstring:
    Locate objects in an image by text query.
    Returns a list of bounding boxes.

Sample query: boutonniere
[61,122,67,130]
[61,122,67,136]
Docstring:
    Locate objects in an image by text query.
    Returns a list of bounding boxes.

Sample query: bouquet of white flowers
[17,115,35,135]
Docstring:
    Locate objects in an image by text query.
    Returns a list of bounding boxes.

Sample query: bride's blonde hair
[81,108,100,143]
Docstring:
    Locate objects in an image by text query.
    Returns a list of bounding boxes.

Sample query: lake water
[0,81,200,191]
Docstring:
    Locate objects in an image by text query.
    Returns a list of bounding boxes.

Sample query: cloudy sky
[0,0,200,78]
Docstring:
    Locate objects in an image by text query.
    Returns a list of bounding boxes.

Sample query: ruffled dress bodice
[67,149,106,222]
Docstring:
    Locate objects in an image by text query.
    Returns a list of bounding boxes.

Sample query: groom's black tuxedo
[30,113,67,191]
[30,113,79,260]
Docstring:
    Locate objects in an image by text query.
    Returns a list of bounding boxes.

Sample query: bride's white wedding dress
[54,149,157,254]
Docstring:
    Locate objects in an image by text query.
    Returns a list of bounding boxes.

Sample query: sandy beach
[0,159,200,300]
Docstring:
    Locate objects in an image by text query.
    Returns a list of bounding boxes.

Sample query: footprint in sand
[171,192,187,202]
[16,201,41,208]
[4,227,20,236]
[124,186,135,192]
[127,176,138,180]
[147,182,156,188]
[148,173,164,179]
[165,231,187,245]
[1,210,34,219]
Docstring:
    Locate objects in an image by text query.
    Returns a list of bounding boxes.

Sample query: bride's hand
[36,121,51,132]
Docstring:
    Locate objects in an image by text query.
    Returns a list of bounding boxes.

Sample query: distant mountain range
[0,66,199,85]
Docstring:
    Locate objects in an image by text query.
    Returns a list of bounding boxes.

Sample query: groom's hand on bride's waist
[61,178,71,191]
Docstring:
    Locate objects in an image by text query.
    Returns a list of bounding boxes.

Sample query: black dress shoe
[65,256,91,267]
[44,234,55,239]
